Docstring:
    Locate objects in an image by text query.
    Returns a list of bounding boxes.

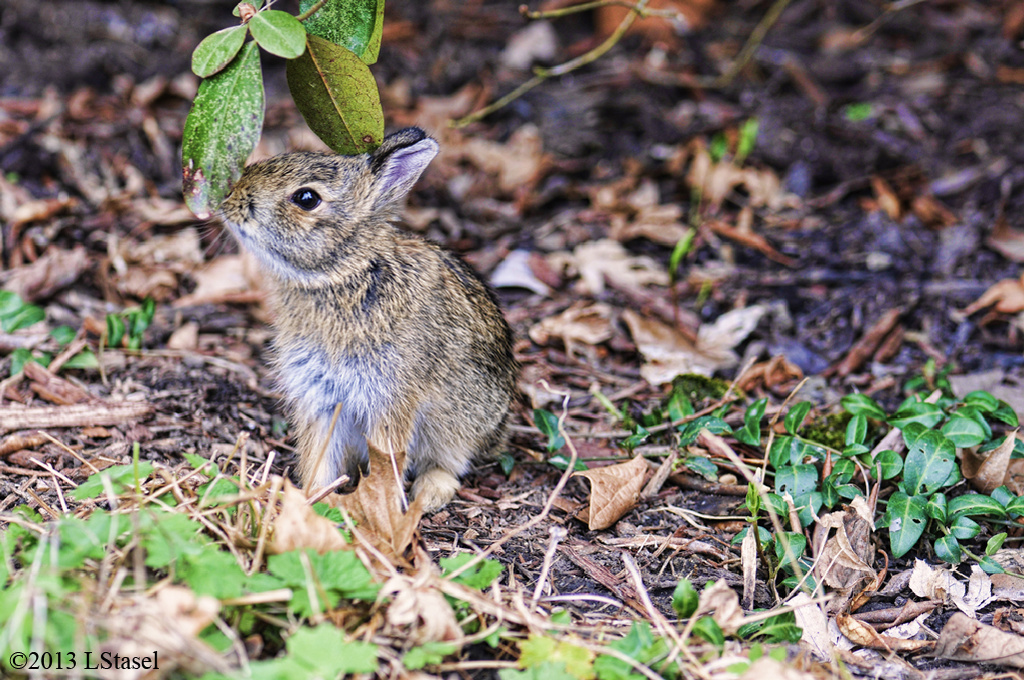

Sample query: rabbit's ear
[369,128,438,210]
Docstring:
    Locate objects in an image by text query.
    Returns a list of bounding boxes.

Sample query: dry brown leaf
[962,274,1024,315]
[118,227,204,269]
[606,179,690,246]
[491,249,551,296]
[559,239,669,296]
[267,481,349,554]
[11,196,78,226]
[934,612,1024,668]
[962,430,1017,494]
[3,246,90,301]
[529,302,614,351]
[382,568,463,644]
[813,498,877,592]
[986,217,1024,263]
[695,579,745,635]
[574,454,648,531]
[117,265,178,301]
[790,592,840,660]
[871,176,902,221]
[326,443,424,561]
[174,254,263,308]
[623,306,764,384]
[686,141,798,211]
[456,124,546,194]
[167,321,200,351]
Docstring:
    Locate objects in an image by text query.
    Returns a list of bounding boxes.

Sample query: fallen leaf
[813,499,877,593]
[962,430,1017,494]
[491,249,551,295]
[695,579,745,635]
[559,239,669,296]
[167,321,200,351]
[267,481,349,554]
[529,302,614,351]
[623,305,765,384]
[174,254,263,308]
[456,124,547,194]
[500,20,558,70]
[790,592,839,660]
[836,612,932,652]
[574,454,648,531]
[934,612,1024,668]
[871,176,902,221]
[686,140,798,211]
[325,443,423,561]
[11,196,78,226]
[118,227,204,269]
[117,266,178,301]
[962,274,1024,315]
[3,246,90,301]
[382,568,463,644]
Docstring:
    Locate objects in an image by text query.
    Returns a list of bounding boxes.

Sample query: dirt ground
[2,0,1024,675]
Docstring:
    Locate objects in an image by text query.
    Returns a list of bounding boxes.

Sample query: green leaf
[106,314,125,347]
[191,25,248,77]
[949,515,981,540]
[499,663,577,680]
[978,556,1005,574]
[677,416,731,447]
[902,425,956,496]
[666,387,694,423]
[992,400,1019,427]
[668,229,696,284]
[1,301,44,332]
[248,10,306,59]
[621,425,649,451]
[986,532,1007,555]
[403,641,457,670]
[841,394,886,420]
[888,401,944,430]
[736,117,759,163]
[441,553,504,590]
[692,617,725,646]
[845,413,867,446]
[963,390,998,413]
[941,412,987,448]
[49,325,76,345]
[9,348,35,376]
[990,485,1016,507]
[934,534,962,564]
[925,493,947,522]
[286,34,383,155]
[735,398,767,446]
[1006,495,1024,517]
[182,40,265,219]
[672,579,698,618]
[784,401,812,435]
[870,449,902,480]
[518,636,593,679]
[534,408,565,452]
[0,290,24,316]
[71,462,155,500]
[948,494,1007,521]
[548,454,587,472]
[300,0,383,64]
[773,531,807,569]
[883,491,927,559]
[287,625,378,675]
[61,350,99,370]
[828,459,855,485]
[682,455,718,480]
[774,464,818,499]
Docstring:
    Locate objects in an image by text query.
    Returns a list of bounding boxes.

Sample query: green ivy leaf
[681,455,718,480]
[902,425,956,496]
[248,10,307,59]
[677,416,731,446]
[441,553,504,590]
[841,394,886,420]
[1,300,44,333]
[71,462,155,500]
[533,408,565,452]
[106,313,125,348]
[925,492,947,522]
[182,41,265,218]
[49,325,76,345]
[191,25,248,77]
[1006,495,1024,517]
[672,579,698,618]
[883,491,927,559]
[947,493,1007,521]
[991,400,1019,427]
[784,401,812,435]
[300,0,384,64]
[773,531,807,569]
[61,350,99,370]
[986,532,1007,555]
[941,411,988,448]
[870,449,903,480]
[978,556,1005,574]
[735,398,767,446]
[286,34,383,155]
[845,413,867,446]
[934,534,962,564]
[888,401,944,430]
[963,390,998,412]
[692,616,725,647]
[666,387,694,423]
[774,464,818,500]
[949,515,981,540]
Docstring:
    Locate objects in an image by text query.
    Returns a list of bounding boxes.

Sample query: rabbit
[218,127,518,512]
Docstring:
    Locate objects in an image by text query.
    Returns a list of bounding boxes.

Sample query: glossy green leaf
[534,408,564,452]
[62,350,99,370]
[773,531,807,569]
[735,397,767,446]
[934,534,962,564]
[672,579,698,618]
[841,394,886,420]
[286,35,383,155]
[677,415,731,447]
[889,401,944,429]
[845,413,867,446]
[775,464,818,499]
[902,425,956,496]
[870,449,903,480]
[300,0,383,64]
[182,41,265,218]
[191,25,248,77]
[986,532,1007,555]
[768,435,797,469]
[990,485,1016,507]
[828,458,855,485]
[681,455,718,480]
[248,10,306,59]
[963,390,998,412]
[978,556,1005,574]
[992,400,1019,427]
[949,515,981,540]
[941,412,988,447]
[666,387,693,423]
[883,491,927,559]
[692,617,725,647]
[1,300,44,332]
[1006,495,1024,517]
[948,493,1006,521]
[49,325,76,345]
[106,314,125,348]
[784,401,812,435]
[925,492,947,522]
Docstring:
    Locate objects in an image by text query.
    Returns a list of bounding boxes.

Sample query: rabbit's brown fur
[219,128,517,511]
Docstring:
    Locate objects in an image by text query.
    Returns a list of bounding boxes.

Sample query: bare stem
[521,0,682,22]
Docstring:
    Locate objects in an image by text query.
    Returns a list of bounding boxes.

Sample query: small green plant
[1,290,99,376]
[182,0,385,218]
[105,298,156,350]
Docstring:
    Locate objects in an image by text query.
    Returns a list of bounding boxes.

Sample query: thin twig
[296,0,328,22]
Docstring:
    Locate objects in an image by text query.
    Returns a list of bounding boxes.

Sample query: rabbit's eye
[291,188,322,211]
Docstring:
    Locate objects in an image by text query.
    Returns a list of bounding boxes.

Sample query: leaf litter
[3,0,1024,678]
